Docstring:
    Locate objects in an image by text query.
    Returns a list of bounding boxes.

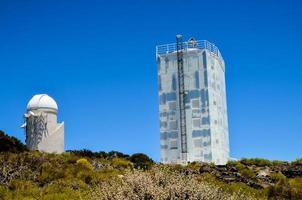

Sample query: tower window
[194,139,202,147]
[169,120,178,130]
[201,117,210,125]
[172,74,177,91]
[194,71,199,89]
[168,101,176,110]
[193,119,200,128]
[192,99,200,108]
[170,140,178,149]
[158,75,162,91]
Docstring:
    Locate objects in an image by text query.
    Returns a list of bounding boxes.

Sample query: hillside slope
[0,131,301,200]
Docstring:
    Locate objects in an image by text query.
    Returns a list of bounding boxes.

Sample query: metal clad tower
[156,36,229,165]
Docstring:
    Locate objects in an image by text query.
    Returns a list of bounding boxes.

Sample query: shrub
[87,165,260,200]
[187,161,201,170]
[129,153,154,170]
[222,182,267,199]
[292,158,302,166]
[240,158,272,167]
[95,169,122,181]
[271,160,288,166]
[289,177,302,190]
[107,151,129,159]
[67,149,94,158]
[68,150,130,159]
[228,160,245,171]
[240,168,256,179]
[0,130,27,153]
[76,158,93,170]
[271,172,286,183]
[41,182,84,200]
[5,180,40,199]
[76,170,94,184]
[39,162,66,184]
[267,177,302,200]
[111,158,133,170]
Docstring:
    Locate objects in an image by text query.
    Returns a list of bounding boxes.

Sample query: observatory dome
[27,94,58,111]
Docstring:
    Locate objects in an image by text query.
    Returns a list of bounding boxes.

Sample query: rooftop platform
[156,40,223,60]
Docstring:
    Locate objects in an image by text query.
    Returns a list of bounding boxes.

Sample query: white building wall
[25,108,64,153]
[157,41,229,165]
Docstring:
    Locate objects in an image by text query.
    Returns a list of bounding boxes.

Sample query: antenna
[176,34,188,162]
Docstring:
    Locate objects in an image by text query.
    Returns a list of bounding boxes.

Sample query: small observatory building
[22,94,64,153]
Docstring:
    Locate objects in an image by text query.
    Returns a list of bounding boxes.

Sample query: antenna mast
[176,34,187,162]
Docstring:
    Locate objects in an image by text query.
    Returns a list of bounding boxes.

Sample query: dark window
[160,132,168,140]
[158,75,162,91]
[166,92,177,101]
[168,131,178,139]
[202,117,210,125]
[195,71,199,89]
[192,129,210,138]
[161,145,168,149]
[172,74,177,91]
[159,94,166,105]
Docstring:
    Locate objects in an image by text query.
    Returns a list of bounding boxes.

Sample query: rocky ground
[196,163,302,188]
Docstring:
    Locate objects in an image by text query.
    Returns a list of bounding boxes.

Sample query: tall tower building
[156,36,229,165]
[22,94,64,153]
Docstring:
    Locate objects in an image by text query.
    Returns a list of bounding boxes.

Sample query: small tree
[0,130,27,153]
[129,153,154,170]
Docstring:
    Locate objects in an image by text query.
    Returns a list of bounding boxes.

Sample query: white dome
[27,94,58,111]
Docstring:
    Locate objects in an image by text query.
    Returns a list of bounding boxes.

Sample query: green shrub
[292,158,302,166]
[228,160,245,171]
[39,162,66,184]
[271,160,288,166]
[129,153,154,170]
[240,158,272,167]
[289,178,302,190]
[0,130,27,153]
[5,180,40,199]
[76,158,93,170]
[111,157,133,169]
[76,170,94,184]
[187,161,201,170]
[223,182,267,199]
[240,168,256,179]
[53,178,87,190]
[96,169,122,181]
[267,177,302,200]
[271,172,286,183]
[41,183,83,200]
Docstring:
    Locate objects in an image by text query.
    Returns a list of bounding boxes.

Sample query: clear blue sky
[0,0,301,161]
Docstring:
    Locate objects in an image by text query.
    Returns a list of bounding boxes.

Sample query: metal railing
[156,40,223,59]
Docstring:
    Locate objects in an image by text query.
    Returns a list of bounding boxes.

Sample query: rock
[282,165,302,178]
[246,181,263,189]
[182,168,195,175]
[222,176,237,182]
[257,168,270,178]
[199,165,212,174]
[92,160,104,171]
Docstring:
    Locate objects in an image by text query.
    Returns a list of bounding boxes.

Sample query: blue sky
[0,0,301,161]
